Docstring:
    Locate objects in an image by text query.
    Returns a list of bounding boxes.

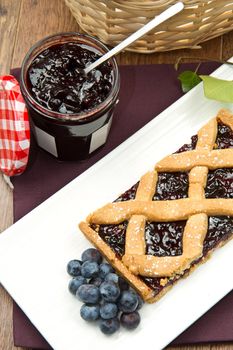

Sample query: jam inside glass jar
[20,33,120,161]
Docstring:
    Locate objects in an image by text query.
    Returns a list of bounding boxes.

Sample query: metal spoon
[84,2,184,75]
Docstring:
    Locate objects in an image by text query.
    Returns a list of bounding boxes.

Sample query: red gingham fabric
[0,75,30,177]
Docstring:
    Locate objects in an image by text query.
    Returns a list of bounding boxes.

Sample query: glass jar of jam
[20,32,120,161]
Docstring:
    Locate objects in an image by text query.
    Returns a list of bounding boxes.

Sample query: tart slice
[79,109,233,303]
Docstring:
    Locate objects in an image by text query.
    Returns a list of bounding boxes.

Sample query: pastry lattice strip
[87,110,233,278]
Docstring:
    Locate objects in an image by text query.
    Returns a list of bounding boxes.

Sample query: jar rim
[20,32,120,123]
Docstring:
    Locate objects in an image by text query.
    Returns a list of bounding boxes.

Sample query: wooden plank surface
[0,0,21,73]
[0,1,20,348]
[0,1,233,349]
[222,30,233,61]
[11,0,80,69]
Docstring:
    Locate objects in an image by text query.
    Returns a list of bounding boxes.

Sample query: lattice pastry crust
[79,109,233,303]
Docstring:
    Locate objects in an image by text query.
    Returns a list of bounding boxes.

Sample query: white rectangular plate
[0,62,233,350]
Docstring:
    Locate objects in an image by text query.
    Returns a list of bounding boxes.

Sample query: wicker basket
[65,0,233,53]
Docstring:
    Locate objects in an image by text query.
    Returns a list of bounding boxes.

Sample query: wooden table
[0,1,233,349]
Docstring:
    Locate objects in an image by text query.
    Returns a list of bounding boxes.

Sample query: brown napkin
[12,63,233,349]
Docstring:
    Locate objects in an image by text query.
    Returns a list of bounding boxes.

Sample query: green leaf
[178,70,202,93]
[200,75,233,103]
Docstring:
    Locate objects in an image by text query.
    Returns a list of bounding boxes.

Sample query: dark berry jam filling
[91,122,233,295]
[205,122,233,198]
[145,221,185,256]
[205,168,233,198]
[176,134,198,153]
[215,122,233,149]
[27,43,113,114]
[203,216,233,254]
[115,183,139,202]
[153,172,189,200]
[92,222,127,258]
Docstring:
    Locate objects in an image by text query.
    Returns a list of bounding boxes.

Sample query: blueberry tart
[79,109,233,303]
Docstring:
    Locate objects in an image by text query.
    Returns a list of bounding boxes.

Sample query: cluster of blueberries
[67,248,143,335]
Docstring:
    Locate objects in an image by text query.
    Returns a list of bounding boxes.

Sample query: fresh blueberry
[99,282,120,302]
[99,263,114,279]
[80,304,100,321]
[118,277,129,291]
[77,284,100,304]
[89,276,103,287]
[120,311,141,330]
[99,318,120,335]
[81,248,103,264]
[100,302,118,319]
[68,276,87,295]
[81,261,99,278]
[118,290,138,313]
[105,273,118,284]
[136,294,144,310]
[67,259,82,277]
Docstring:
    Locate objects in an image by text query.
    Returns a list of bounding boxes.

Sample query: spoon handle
[84,2,184,74]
